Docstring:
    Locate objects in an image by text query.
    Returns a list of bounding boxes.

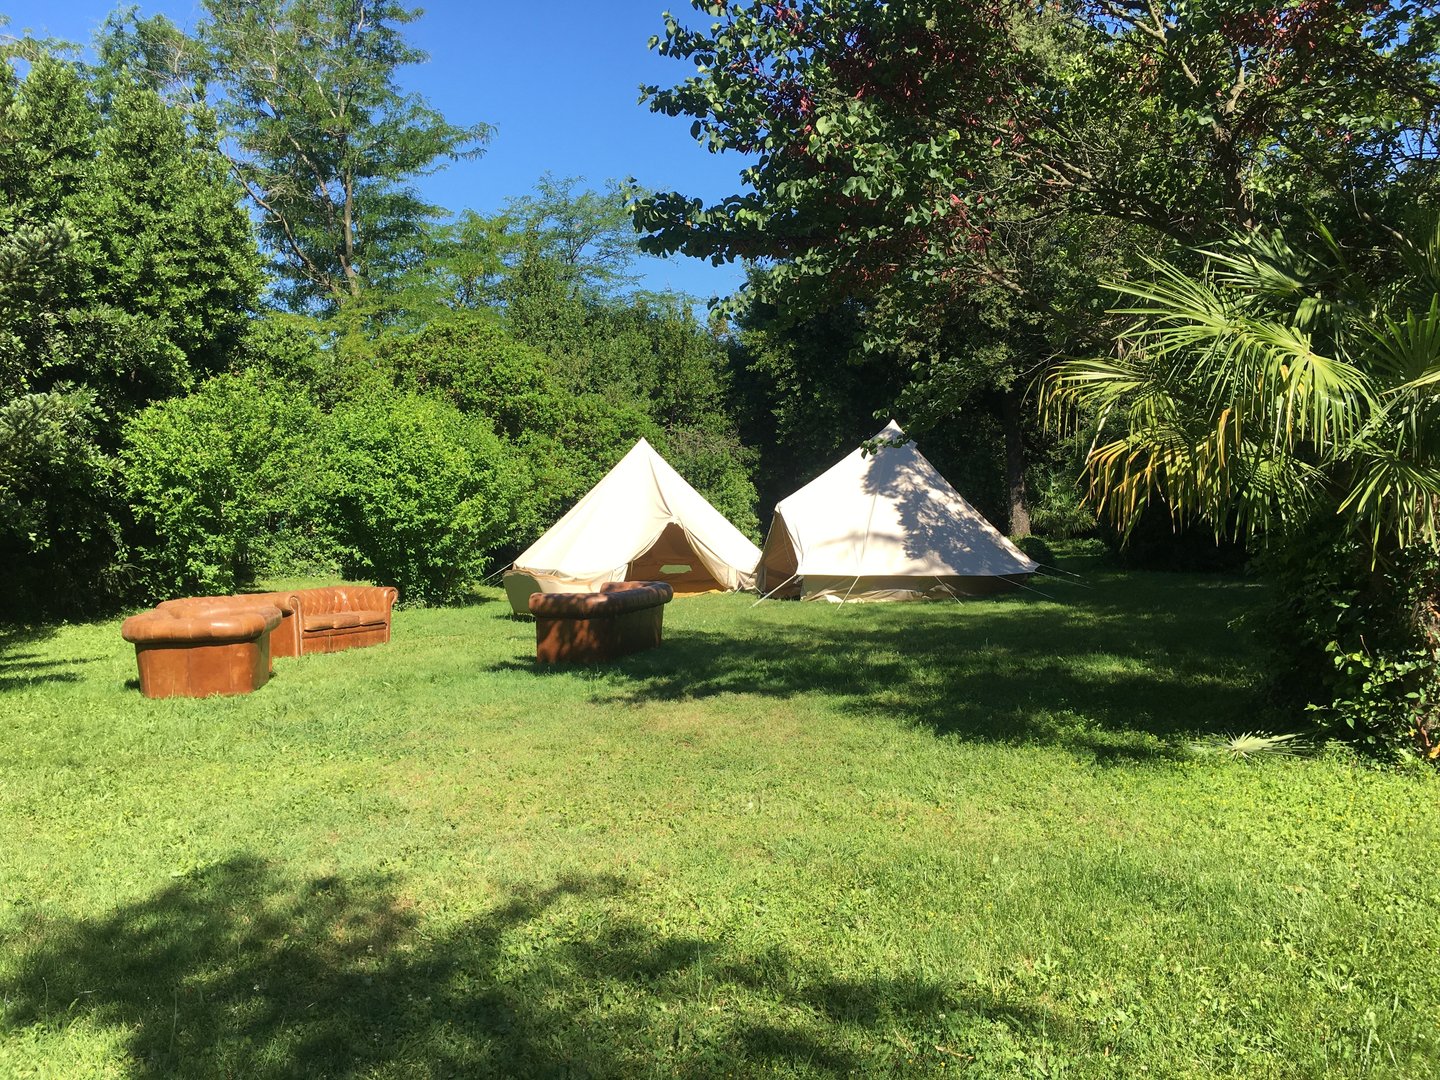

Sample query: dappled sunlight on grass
[1,560,1436,1077]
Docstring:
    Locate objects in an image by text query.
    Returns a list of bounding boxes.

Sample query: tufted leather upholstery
[156,592,302,657]
[528,581,672,664]
[121,604,282,698]
[293,585,398,654]
[528,581,673,619]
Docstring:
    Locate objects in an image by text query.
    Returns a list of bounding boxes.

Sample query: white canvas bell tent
[504,439,761,613]
[756,421,1038,602]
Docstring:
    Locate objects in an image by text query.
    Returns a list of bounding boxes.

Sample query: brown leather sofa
[122,603,282,698]
[156,592,303,658]
[291,586,398,654]
[528,581,673,664]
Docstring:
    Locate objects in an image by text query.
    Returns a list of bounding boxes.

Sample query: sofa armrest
[251,591,302,656]
[343,585,398,614]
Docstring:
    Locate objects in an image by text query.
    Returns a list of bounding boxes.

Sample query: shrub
[1257,533,1440,762]
[1012,534,1056,567]
[121,373,336,598]
[326,390,523,604]
[373,312,561,437]
[0,388,127,616]
[1026,467,1097,539]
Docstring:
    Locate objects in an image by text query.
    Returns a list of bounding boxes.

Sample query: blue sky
[2,1,750,301]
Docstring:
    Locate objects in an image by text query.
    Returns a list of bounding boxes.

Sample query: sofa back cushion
[295,585,398,620]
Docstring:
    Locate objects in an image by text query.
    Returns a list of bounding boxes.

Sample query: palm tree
[1042,218,1440,756]
[1042,219,1440,558]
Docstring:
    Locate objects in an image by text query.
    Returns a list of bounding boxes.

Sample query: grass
[1,553,1437,1078]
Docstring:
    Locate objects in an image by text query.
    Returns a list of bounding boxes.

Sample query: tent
[504,439,761,613]
[757,421,1038,602]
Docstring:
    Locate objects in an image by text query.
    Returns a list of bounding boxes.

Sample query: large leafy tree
[0,51,262,615]
[633,1,1440,533]
[1034,0,1440,241]
[106,0,490,310]
[636,1,1438,288]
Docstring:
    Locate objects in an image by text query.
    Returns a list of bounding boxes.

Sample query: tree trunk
[1002,386,1031,537]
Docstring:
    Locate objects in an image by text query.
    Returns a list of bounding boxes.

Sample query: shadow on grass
[0,625,91,694]
[1,858,1061,1077]
[497,572,1263,761]
[445,591,503,610]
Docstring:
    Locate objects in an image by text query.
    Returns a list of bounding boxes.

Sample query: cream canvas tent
[504,439,761,613]
[757,421,1038,602]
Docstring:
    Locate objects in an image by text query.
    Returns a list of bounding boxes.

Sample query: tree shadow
[0,625,90,694]
[492,570,1262,762]
[1,857,1068,1077]
[857,438,1026,575]
[446,590,503,610]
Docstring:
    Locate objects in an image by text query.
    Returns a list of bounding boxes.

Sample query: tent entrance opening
[630,522,722,595]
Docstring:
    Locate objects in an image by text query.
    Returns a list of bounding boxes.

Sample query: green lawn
[1,558,1437,1078]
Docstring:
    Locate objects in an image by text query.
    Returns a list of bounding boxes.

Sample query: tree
[636,1,1439,284]
[1029,0,1440,243]
[106,1,491,310]
[122,372,336,597]
[503,174,642,298]
[0,57,260,413]
[633,1,1440,533]
[1042,217,1440,754]
[326,388,523,603]
[0,51,262,616]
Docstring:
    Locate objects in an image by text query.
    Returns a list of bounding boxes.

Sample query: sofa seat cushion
[303,609,388,632]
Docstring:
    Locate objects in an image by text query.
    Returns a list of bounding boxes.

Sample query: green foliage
[659,424,761,540]
[1047,218,1440,555]
[636,1,1020,319]
[103,0,492,309]
[502,174,641,300]
[330,175,764,549]
[0,388,124,613]
[1012,534,1056,568]
[0,56,260,415]
[1046,218,1440,756]
[351,310,651,544]
[121,373,336,598]
[0,49,262,617]
[1257,533,1440,762]
[375,311,560,435]
[1039,0,1440,241]
[325,389,522,604]
[1026,464,1098,540]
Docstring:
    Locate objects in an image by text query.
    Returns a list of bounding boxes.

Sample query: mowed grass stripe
[1,562,1436,1077]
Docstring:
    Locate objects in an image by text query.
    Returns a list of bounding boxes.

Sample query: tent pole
[1033,562,1094,587]
[752,572,799,606]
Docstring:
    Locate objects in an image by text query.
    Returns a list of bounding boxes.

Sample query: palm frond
[1379,295,1440,388]
[1336,452,1440,551]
